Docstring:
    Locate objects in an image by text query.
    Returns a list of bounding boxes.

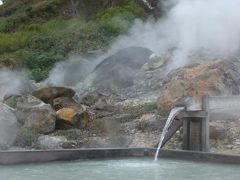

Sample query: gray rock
[209,123,227,140]
[0,103,19,145]
[5,95,56,134]
[91,47,152,91]
[36,135,67,149]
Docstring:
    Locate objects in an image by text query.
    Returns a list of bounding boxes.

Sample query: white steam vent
[112,0,240,70]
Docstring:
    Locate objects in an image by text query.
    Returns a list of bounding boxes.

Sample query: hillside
[0,0,159,81]
[1,0,240,156]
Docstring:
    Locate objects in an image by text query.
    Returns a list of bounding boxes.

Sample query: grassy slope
[0,0,149,81]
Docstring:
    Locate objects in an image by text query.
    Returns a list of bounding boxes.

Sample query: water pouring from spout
[154,106,185,161]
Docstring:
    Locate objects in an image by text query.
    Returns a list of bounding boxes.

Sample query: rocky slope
[1,47,240,155]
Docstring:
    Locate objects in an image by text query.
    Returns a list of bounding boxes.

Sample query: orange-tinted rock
[158,60,240,111]
[56,108,77,124]
[56,106,91,129]
[32,86,76,106]
[53,96,80,111]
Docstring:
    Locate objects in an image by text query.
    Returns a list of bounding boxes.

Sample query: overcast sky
[0,1,2,5]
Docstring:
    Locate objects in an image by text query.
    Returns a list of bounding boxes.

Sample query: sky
[0,1,2,5]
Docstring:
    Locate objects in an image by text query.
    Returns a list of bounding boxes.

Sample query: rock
[5,95,56,134]
[136,113,164,132]
[53,96,81,111]
[56,108,78,124]
[82,90,121,108]
[36,135,67,149]
[32,86,76,106]
[91,47,152,90]
[148,53,168,70]
[80,91,105,107]
[0,103,19,145]
[209,123,227,140]
[157,60,240,111]
[80,91,121,119]
[61,141,78,149]
[127,132,159,148]
[56,106,90,129]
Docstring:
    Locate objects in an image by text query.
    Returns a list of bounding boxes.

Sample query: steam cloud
[0,69,33,100]
[113,0,240,69]
[46,53,106,89]
[49,0,240,86]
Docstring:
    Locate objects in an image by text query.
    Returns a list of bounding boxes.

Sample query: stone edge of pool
[0,148,240,165]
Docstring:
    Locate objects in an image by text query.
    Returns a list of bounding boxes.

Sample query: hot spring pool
[0,158,239,180]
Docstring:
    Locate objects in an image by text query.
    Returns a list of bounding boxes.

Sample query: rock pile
[1,47,240,154]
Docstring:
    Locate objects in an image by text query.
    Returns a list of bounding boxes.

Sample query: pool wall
[1,148,240,165]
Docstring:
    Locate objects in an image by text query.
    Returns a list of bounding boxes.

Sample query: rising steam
[48,0,240,86]
[113,0,240,69]
[0,69,33,100]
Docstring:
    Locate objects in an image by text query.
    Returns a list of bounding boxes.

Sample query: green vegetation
[14,128,40,147]
[4,96,17,108]
[0,0,153,81]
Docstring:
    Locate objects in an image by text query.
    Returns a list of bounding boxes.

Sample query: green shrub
[27,34,58,52]
[0,0,23,17]
[15,49,65,81]
[14,128,40,147]
[26,0,61,19]
[98,7,136,36]
[0,31,30,53]
[1,11,29,32]
[4,97,17,108]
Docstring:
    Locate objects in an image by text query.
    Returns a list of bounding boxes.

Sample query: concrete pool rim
[0,148,240,165]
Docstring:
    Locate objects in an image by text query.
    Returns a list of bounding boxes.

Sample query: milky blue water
[0,158,239,180]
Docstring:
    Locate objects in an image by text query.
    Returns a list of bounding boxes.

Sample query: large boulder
[157,59,240,111]
[91,47,152,90]
[32,86,76,106]
[79,91,122,119]
[56,106,91,129]
[0,103,19,145]
[53,96,81,111]
[4,95,56,134]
